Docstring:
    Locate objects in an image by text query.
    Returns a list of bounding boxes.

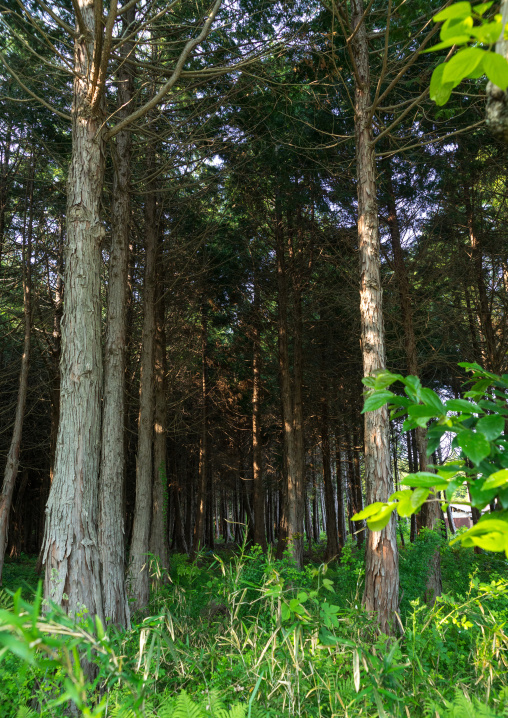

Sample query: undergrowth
[1,535,507,717]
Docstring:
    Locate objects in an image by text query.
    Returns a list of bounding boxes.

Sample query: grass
[1,533,508,717]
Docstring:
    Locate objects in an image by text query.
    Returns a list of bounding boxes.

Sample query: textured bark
[149,269,169,573]
[0,121,11,266]
[321,373,338,561]
[464,183,497,371]
[42,5,106,619]
[275,210,304,568]
[99,4,134,628]
[0,164,33,583]
[128,173,157,611]
[252,277,267,551]
[351,0,398,633]
[335,437,346,548]
[486,0,508,143]
[192,306,209,557]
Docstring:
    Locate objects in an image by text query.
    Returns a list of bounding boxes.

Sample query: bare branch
[0,51,71,120]
[105,0,223,140]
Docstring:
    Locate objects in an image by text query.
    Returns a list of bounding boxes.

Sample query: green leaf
[429,64,454,104]
[446,478,465,501]
[281,603,290,622]
[434,2,472,22]
[442,47,485,86]
[482,469,508,491]
[389,490,415,518]
[352,502,386,521]
[408,404,440,419]
[441,16,473,41]
[367,503,397,531]
[411,487,431,509]
[420,388,446,413]
[476,414,505,440]
[473,2,494,16]
[424,36,473,53]
[445,398,482,413]
[400,472,448,490]
[362,390,394,413]
[483,51,508,90]
[470,16,503,43]
[457,429,491,464]
[452,514,508,554]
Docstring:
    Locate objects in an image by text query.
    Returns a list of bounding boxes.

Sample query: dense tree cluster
[0,0,507,632]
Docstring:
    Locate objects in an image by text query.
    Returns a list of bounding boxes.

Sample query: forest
[1,0,508,715]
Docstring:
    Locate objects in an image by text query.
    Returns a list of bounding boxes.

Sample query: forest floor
[1,531,508,717]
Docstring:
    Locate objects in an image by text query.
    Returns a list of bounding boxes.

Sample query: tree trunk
[0,120,11,267]
[321,380,338,561]
[192,305,209,557]
[464,182,497,371]
[252,276,266,551]
[149,251,170,574]
[42,7,107,619]
[351,0,398,633]
[275,203,304,568]
[335,437,346,549]
[0,163,33,583]
[486,0,508,143]
[128,165,157,611]
[99,5,134,628]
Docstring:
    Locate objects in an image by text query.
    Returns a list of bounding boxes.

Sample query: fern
[0,588,13,610]
[108,705,137,718]
[16,709,38,718]
[425,690,501,718]
[171,691,203,718]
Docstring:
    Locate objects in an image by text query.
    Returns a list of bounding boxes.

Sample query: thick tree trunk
[42,13,106,618]
[464,183,497,371]
[0,164,33,583]
[252,277,267,551]
[128,169,157,611]
[99,5,134,627]
[351,0,398,633]
[486,0,508,143]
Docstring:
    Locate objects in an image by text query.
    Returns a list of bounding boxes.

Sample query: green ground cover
[1,534,507,717]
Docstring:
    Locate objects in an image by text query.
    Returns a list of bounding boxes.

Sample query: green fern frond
[16,708,38,718]
[172,691,203,718]
[0,589,13,610]
[108,705,137,718]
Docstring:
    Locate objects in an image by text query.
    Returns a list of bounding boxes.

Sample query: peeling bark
[351,0,398,632]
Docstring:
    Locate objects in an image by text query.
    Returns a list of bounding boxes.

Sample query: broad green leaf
[420,387,446,413]
[446,478,465,501]
[445,398,482,413]
[482,469,508,491]
[452,514,508,554]
[476,414,505,440]
[400,472,448,490]
[411,487,431,509]
[424,36,473,53]
[483,51,508,90]
[362,390,394,413]
[408,404,440,419]
[457,429,491,464]
[469,479,497,508]
[442,48,485,86]
[281,603,290,621]
[367,503,397,531]
[434,2,472,22]
[473,2,494,16]
[470,17,503,44]
[389,490,415,517]
[352,502,386,521]
[441,16,473,41]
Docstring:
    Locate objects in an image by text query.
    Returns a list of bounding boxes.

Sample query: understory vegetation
[1,535,508,718]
